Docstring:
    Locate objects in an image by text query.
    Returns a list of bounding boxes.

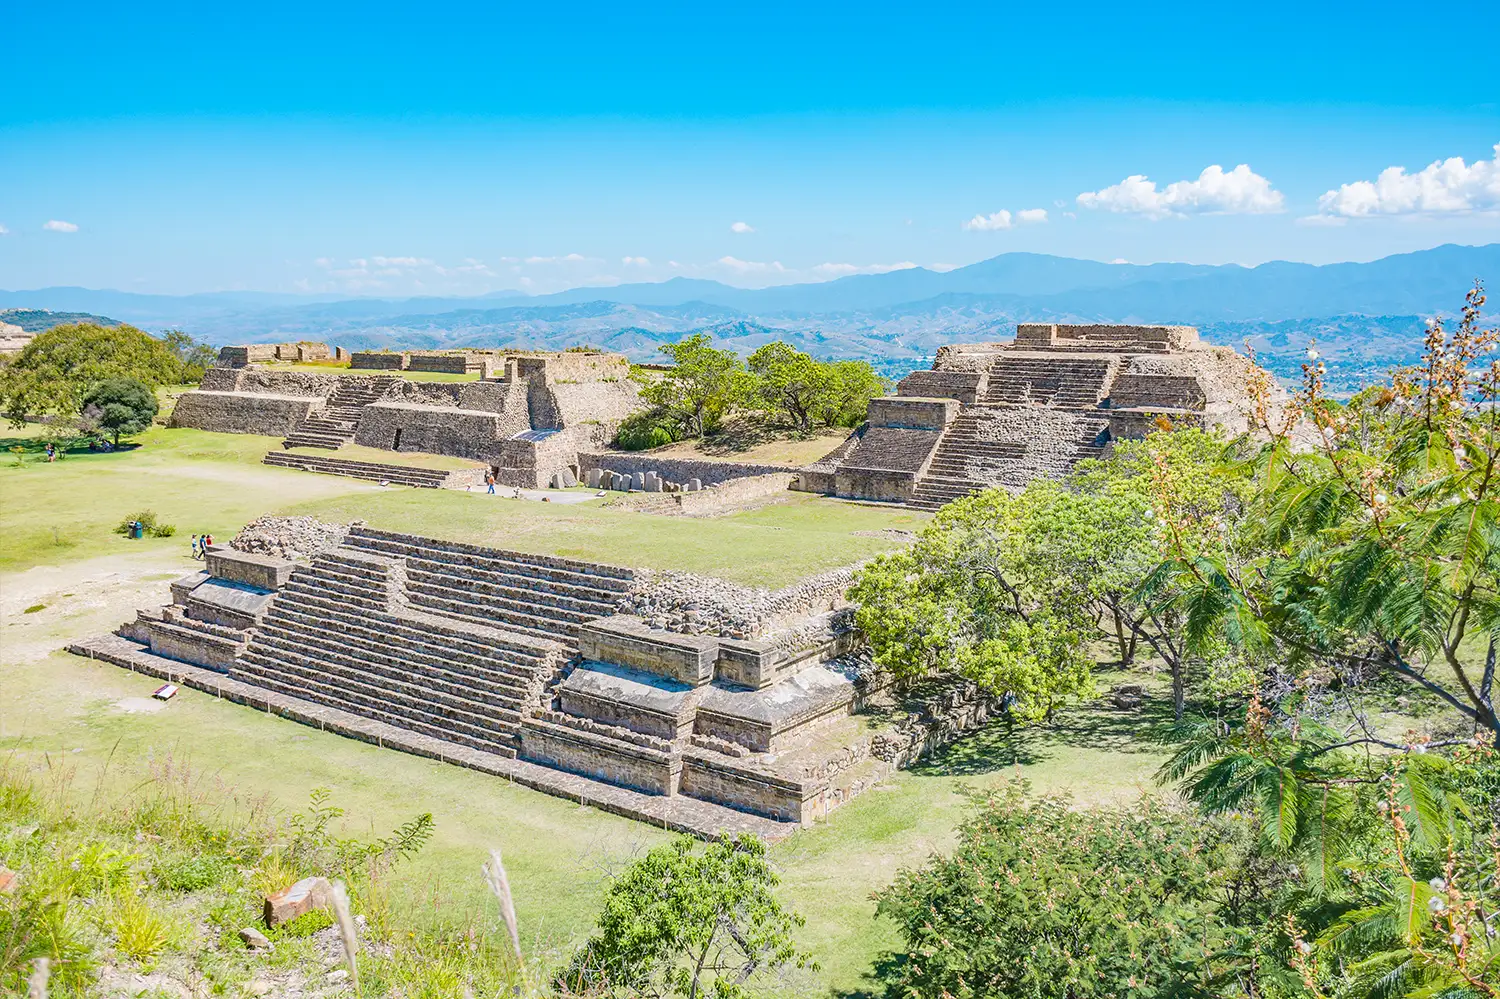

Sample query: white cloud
[929,262,959,273]
[1077,164,1284,219]
[371,255,432,268]
[0,224,8,235]
[730,221,755,234]
[1110,258,1130,265]
[622,256,651,267]
[963,208,1048,231]
[812,261,918,277]
[963,210,1012,231]
[717,256,785,274]
[524,253,591,265]
[43,219,79,232]
[1315,143,1500,218]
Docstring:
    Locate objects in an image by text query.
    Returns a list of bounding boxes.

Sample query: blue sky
[2,0,1497,296]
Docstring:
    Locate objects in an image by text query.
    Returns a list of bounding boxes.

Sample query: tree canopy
[562,834,810,999]
[0,322,186,425]
[80,377,159,446]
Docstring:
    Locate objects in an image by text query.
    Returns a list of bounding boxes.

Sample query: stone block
[205,549,295,590]
[632,471,646,490]
[586,468,602,488]
[644,471,661,492]
[549,472,564,489]
[562,468,578,487]
[263,876,333,928]
[578,616,720,686]
[687,478,702,492]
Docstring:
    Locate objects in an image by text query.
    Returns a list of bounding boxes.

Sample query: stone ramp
[67,635,797,841]
[262,451,484,489]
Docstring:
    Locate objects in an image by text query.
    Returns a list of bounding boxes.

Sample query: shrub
[613,410,679,451]
[150,522,176,538]
[874,780,1273,998]
[115,510,159,535]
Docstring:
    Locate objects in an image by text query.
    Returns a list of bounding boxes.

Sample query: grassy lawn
[0,426,919,584]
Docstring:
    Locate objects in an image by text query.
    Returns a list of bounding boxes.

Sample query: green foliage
[161,329,217,383]
[81,376,159,446]
[614,408,680,450]
[115,509,173,536]
[0,323,184,425]
[745,342,887,432]
[563,833,812,998]
[874,780,1278,998]
[849,486,1098,718]
[636,333,750,438]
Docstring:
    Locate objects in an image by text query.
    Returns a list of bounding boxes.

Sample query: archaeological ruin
[80,324,1273,835]
[71,519,1000,839]
[169,325,1268,511]
[798,323,1270,509]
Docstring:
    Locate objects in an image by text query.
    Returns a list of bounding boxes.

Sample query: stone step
[145,616,247,655]
[236,646,524,733]
[404,556,626,605]
[247,630,532,712]
[263,585,555,662]
[346,530,634,591]
[405,591,577,643]
[260,603,545,682]
[231,656,518,756]
[253,616,538,695]
[279,578,390,612]
[405,568,617,620]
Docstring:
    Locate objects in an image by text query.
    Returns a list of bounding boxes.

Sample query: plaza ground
[1,424,1174,993]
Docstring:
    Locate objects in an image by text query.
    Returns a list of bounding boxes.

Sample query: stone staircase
[907,409,1112,511]
[231,548,568,756]
[984,356,1116,408]
[262,451,480,489]
[281,377,398,450]
[341,527,633,645]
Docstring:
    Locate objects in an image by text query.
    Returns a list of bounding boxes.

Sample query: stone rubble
[231,516,355,562]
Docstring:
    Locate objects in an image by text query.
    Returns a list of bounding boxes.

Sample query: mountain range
[4,243,1497,388]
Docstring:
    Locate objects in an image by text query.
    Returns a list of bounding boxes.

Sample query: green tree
[0,323,184,425]
[812,358,887,428]
[1156,285,1500,742]
[849,488,1096,719]
[161,329,217,382]
[874,780,1275,999]
[747,341,824,431]
[636,334,749,438]
[79,377,158,447]
[562,834,811,999]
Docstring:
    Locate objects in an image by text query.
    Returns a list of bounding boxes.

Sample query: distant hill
[0,308,125,354]
[2,243,1494,390]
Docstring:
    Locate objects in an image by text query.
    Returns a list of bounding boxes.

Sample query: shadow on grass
[695,417,807,455]
[830,951,905,999]
[905,687,1182,778]
[0,435,141,458]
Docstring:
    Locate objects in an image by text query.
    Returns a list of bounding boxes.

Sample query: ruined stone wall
[407,352,491,374]
[621,564,857,640]
[168,391,319,435]
[610,472,796,517]
[353,402,506,458]
[896,370,986,403]
[546,379,643,428]
[196,367,346,398]
[932,343,1009,372]
[579,453,790,487]
[350,351,408,370]
[515,352,630,384]
[866,396,958,430]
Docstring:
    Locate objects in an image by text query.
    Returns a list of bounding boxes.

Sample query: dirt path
[1,549,191,665]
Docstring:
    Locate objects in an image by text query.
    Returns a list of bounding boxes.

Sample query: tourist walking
[203,532,214,552]
[190,535,202,559]
[44,443,55,462]
[485,471,496,494]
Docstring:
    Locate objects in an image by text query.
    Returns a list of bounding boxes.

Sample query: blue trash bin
[130,521,144,540]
